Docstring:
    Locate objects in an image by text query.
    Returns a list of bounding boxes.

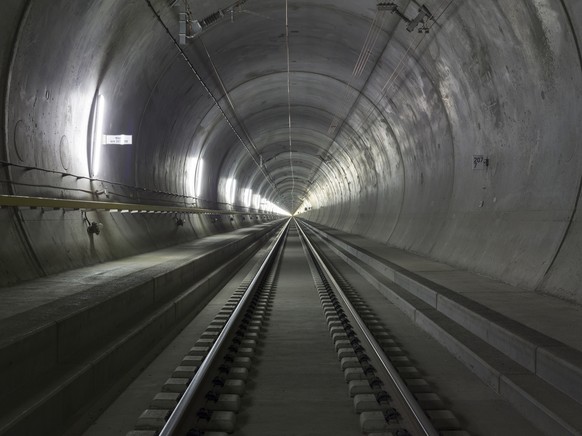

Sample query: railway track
[128,218,466,436]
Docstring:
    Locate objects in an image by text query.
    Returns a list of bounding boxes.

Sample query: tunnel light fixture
[196,159,204,197]
[186,157,196,196]
[242,188,253,208]
[260,200,289,216]
[252,193,261,210]
[276,206,291,216]
[90,94,105,178]
[225,177,237,205]
[186,157,204,198]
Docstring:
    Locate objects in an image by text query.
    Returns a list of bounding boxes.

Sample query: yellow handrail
[0,195,266,215]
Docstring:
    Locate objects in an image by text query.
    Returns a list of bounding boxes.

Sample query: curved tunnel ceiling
[2,0,582,299]
[136,0,412,213]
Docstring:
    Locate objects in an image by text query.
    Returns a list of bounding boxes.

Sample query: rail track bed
[107,219,547,436]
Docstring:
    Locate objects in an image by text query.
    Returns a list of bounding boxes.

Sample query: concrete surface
[0,0,581,433]
[303,220,582,354]
[0,0,579,303]
[233,224,363,435]
[81,231,273,436]
[0,222,277,320]
[302,219,582,434]
[0,222,280,436]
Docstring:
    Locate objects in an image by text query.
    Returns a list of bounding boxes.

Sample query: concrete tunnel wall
[298,0,582,302]
[0,1,581,303]
[0,0,282,286]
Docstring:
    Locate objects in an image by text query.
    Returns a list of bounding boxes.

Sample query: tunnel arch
[0,0,580,302]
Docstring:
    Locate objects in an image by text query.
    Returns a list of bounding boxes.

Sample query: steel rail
[159,217,290,435]
[0,194,276,216]
[295,218,439,436]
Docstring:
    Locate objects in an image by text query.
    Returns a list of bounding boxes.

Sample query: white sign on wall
[104,134,133,145]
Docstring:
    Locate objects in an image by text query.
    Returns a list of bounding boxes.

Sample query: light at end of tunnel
[91,94,105,178]
[261,199,289,216]
[273,205,291,216]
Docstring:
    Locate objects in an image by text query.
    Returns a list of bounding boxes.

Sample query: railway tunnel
[1,0,582,435]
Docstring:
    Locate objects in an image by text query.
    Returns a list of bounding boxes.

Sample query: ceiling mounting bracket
[179,0,248,42]
[377,2,433,33]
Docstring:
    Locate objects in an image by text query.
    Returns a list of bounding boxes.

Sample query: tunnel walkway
[0,221,283,436]
[301,219,582,434]
[303,220,582,353]
[0,222,279,321]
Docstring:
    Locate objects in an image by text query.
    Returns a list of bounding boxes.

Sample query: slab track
[111,218,543,436]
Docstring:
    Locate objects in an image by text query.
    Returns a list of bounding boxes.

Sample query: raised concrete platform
[301,219,582,435]
[0,220,283,436]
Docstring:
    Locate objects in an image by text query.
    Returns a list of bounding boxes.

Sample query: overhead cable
[143,0,280,197]
[285,0,295,213]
